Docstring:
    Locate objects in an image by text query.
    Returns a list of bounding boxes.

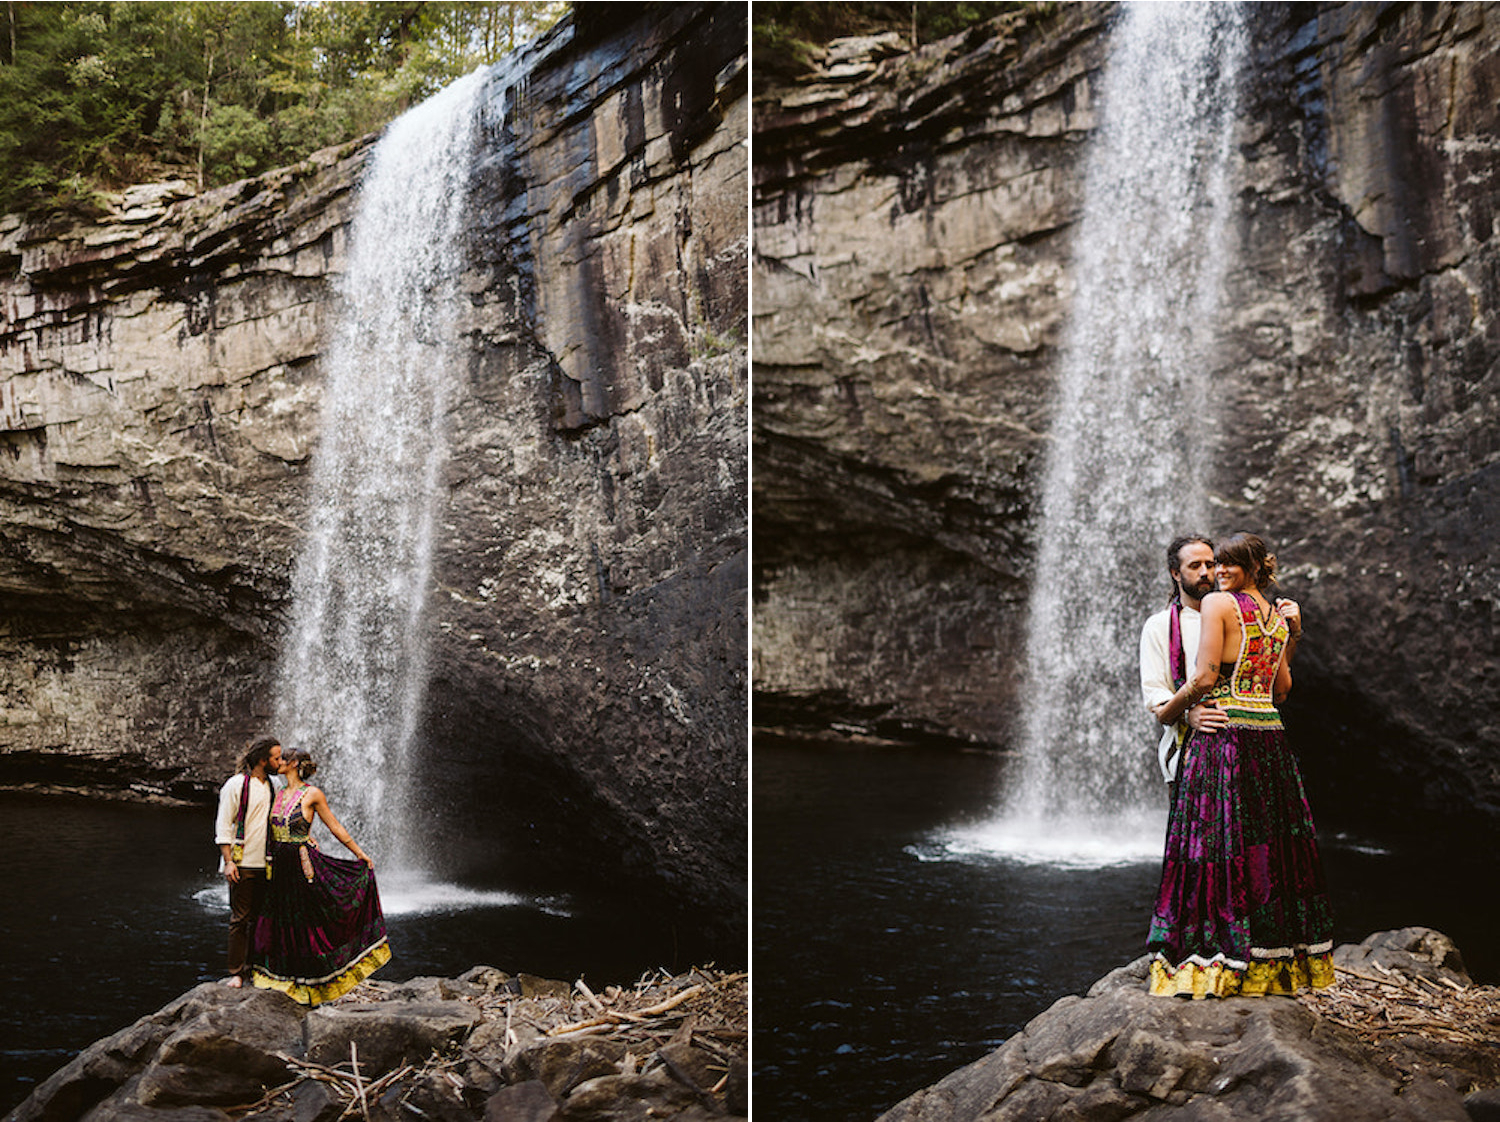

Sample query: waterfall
[951,3,1249,864]
[272,68,489,878]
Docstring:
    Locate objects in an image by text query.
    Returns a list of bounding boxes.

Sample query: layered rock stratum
[752,2,1500,832]
[0,4,747,929]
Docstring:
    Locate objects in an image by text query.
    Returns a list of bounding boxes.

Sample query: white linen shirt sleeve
[214,775,241,847]
[1140,610,1174,714]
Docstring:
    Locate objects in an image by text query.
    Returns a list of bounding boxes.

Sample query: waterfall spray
[272,69,489,877]
[950,2,1249,865]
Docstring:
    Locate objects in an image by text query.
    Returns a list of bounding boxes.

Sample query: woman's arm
[1273,653,1292,703]
[1156,593,1231,725]
[305,788,372,865]
[1276,598,1303,666]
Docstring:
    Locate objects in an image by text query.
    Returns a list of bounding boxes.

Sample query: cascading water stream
[943,2,1249,866]
[271,65,513,904]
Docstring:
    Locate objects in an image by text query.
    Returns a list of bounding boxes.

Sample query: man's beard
[1179,576,1214,602]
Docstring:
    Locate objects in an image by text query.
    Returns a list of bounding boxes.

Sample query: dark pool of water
[0,791,719,1114]
[753,737,1500,1122]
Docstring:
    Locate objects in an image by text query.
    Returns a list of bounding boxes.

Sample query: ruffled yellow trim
[252,939,391,1006]
[1148,951,1334,999]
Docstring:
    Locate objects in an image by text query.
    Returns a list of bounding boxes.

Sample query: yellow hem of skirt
[1148,953,1334,999]
[252,939,391,1006]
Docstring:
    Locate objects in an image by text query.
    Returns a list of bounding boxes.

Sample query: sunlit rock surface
[751,2,1500,832]
[0,4,747,926]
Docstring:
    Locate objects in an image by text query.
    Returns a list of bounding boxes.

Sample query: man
[1139,536,1226,793]
[214,735,282,988]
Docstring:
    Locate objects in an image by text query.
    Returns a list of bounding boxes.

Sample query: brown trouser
[226,867,268,980]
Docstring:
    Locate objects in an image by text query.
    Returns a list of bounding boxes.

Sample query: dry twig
[1296,965,1500,1053]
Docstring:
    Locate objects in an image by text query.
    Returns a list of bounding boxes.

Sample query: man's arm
[214,778,241,881]
[1140,614,1174,716]
[1141,613,1225,731]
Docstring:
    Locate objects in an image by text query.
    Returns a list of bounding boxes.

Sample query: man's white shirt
[214,773,283,870]
[1140,603,1201,782]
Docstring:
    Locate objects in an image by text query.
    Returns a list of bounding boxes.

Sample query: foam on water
[192,877,563,918]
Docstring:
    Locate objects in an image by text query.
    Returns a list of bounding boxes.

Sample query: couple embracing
[213,737,390,1004]
[1138,531,1335,1000]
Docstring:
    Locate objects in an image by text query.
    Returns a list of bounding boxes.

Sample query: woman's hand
[1276,597,1302,636]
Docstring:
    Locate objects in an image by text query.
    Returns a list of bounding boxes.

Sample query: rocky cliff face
[0,4,747,933]
[752,2,1500,833]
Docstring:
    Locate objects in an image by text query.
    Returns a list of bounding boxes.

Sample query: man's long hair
[239,736,280,774]
[1166,534,1214,601]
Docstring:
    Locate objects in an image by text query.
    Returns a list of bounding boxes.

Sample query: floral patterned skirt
[1147,723,1334,998]
[250,838,390,1005]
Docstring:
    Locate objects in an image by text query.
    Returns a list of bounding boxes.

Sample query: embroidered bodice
[269,787,315,845]
[1203,591,1288,728]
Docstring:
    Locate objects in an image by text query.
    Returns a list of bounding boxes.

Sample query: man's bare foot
[222,975,243,988]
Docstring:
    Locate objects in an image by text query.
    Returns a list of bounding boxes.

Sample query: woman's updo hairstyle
[283,748,318,781]
[1215,532,1278,591]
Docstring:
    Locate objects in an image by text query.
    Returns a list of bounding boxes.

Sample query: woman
[1146,532,1333,998]
[250,749,391,1004]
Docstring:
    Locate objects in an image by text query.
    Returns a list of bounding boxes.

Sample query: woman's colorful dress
[1147,590,1334,998]
[250,787,390,1004]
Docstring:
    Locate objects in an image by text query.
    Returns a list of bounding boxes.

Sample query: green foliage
[0,0,569,218]
[752,1,1033,91]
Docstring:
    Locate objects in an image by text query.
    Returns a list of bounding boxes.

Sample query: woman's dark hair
[1215,532,1278,590]
[240,736,280,773]
[282,748,318,781]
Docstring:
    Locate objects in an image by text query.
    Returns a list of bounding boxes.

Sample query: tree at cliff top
[751,1,1030,90]
[0,0,567,216]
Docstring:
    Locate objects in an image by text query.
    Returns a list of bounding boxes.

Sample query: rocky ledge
[6,967,746,1122]
[879,928,1500,1122]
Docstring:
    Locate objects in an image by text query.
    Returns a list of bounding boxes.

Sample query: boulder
[1332,926,1471,986]
[483,1080,559,1122]
[304,999,483,1075]
[136,986,303,1106]
[501,1038,632,1100]
[9,984,300,1122]
[555,1071,708,1122]
[878,933,1498,1122]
